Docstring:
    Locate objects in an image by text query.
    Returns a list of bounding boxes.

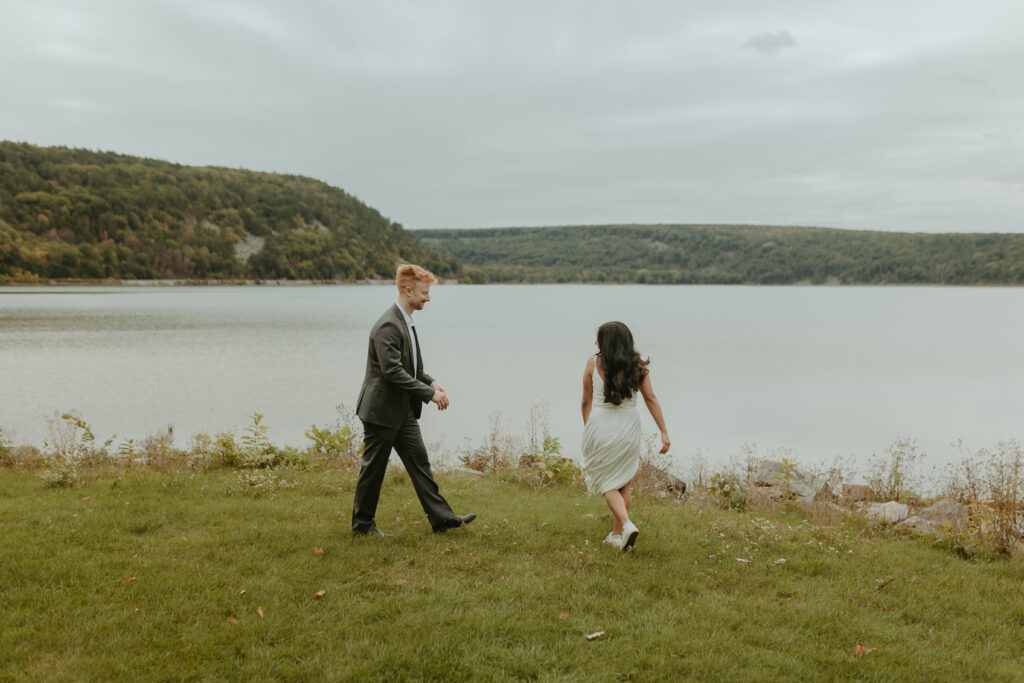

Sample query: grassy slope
[2,468,1023,681]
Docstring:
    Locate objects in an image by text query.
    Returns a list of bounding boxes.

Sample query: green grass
[2,468,1024,681]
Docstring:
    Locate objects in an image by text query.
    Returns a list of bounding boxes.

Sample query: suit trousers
[352,408,454,533]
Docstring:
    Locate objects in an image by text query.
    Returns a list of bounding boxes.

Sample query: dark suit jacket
[356,304,436,429]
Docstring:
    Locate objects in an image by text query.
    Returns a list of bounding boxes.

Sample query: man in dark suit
[352,264,477,536]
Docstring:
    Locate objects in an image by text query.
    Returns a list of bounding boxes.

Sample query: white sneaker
[603,533,622,548]
[621,521,639,552]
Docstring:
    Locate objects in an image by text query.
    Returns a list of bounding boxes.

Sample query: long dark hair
[596,321,649,405]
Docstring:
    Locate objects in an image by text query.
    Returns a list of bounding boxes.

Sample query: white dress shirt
[397,303,419,378]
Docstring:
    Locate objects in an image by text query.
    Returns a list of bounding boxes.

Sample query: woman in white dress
[581,321,670,551]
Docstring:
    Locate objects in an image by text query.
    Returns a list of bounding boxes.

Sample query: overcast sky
[3,1,1022,232]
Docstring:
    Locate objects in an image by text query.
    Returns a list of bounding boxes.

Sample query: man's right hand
[431,387,450,411]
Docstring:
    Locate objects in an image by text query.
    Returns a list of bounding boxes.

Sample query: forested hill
[0,142,458,282]
[422,224,1024,285]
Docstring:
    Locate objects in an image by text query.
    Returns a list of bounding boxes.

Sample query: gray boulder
[863,501,910,523]
[918,498,969,529]
[452,467,485,478]
[897,499,970,535]
[897,515,937,534]
[842,484,873,502]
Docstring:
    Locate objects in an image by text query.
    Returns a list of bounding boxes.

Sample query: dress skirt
[581,400,642,495]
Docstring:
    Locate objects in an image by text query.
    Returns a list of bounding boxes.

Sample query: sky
[3,0,1023,233]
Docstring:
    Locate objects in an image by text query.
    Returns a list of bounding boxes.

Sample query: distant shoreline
[0,279,1020,288]
[0,279,423,287]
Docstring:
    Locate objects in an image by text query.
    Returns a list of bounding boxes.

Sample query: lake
[1,284,1021,477]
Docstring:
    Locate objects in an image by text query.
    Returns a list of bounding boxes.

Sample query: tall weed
[0,426,11,466]
[865,437,926,503]
[943,440,1024,554]
[459,412,524,472]
[38,413,113,486]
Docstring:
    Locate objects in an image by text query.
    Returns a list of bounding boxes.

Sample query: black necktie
[411,324,423,379]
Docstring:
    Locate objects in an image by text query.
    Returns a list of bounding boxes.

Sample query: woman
[581,321,670,551]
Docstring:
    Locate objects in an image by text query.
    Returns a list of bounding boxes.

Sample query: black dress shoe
[433,513,477,534]
[353,527,393,537]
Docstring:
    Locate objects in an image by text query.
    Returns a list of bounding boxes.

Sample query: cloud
[48,97,100,111]
[3,1,1024,233]
[744,30,797,56]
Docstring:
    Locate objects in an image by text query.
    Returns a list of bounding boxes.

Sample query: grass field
[2,465,1024,681]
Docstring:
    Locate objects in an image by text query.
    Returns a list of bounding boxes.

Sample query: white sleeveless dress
[581,362,642,495]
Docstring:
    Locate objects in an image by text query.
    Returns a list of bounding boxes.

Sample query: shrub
[708,471,746,510]
[529,436,580,487]
[304,405,362,469]
[0,426,10,463]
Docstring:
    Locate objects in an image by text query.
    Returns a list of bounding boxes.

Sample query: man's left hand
[431,383,450,410]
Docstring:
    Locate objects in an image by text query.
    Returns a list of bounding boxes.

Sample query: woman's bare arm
[639,372,670,453]
[581,355,595,424]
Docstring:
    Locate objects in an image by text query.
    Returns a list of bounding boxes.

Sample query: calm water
[1,285,1022,473]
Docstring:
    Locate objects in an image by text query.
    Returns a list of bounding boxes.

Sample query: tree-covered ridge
[0,142,458,281]
[421,224,1024,284]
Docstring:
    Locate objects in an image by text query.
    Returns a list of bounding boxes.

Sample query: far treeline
[421,224,1024,285]
[0,141,458,282]
[4,141,1023,286]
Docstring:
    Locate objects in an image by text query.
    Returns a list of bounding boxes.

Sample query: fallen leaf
[395,515,404,522]
[582,513,595,519]
[124,502,130,507]
[497,576,505,581]
[586,631,605,641]
[395,579,408,585]
[228,616,239,624]
[134,606,142,613]
[313,547,325,557]
[257,606,264,619]
[853,643,877,655]
[118,490,125,496]
[81,496,91,502]
[735,558,750,563]
[312,590,326,598]
[557,611,570,619]
[122,576,137,584]
[421,584,430,592]
[239,589,247,595]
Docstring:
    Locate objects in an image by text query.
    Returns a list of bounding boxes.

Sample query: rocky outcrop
[635,461,687,495]
[896,498,970,535]
[752,460,831,503]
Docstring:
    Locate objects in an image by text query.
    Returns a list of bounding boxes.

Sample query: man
[352,264,477,536]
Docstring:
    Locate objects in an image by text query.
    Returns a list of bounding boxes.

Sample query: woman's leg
[621,482,631,514]
[604,489,628,535]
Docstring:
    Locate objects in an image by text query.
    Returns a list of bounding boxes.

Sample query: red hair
[396,264,437,292]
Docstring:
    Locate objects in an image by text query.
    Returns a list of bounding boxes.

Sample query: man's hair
[396,264,438,292]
